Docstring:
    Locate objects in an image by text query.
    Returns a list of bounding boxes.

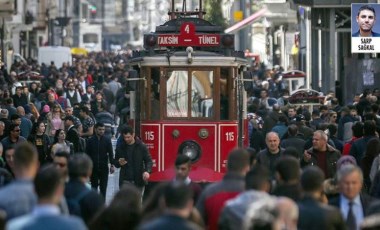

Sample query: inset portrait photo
[352,3,380,53]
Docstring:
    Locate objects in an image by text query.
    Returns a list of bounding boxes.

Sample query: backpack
[67,188,91,217]
[57,97,68,110]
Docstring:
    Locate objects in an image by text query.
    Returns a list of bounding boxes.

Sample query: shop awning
[225,8,267,34]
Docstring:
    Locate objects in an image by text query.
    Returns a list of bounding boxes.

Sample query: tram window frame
[162,67,220,120]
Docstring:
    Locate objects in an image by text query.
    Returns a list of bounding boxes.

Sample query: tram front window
[167,71,188,117]
[166,70,214,118]
[191,71,213,118]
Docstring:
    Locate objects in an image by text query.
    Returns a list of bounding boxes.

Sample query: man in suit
[329,165,376,230]
[64,116,80,152]
[352,5,380,37]
[297,166,346,230]
[7,165,86,230]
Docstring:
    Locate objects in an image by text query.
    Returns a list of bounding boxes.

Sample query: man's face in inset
[357,9,376,33]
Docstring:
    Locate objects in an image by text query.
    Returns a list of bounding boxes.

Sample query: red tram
[126,3,248,182]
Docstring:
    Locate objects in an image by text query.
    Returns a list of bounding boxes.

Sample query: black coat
[328,193,376,217]
[64,179,104,224]
[298,196,346,230]
[66,126,80,152]
[114,139,153,187]
[86,135,114,171]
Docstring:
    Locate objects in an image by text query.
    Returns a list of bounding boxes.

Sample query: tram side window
[166,71,188,117]
[191,71,213,118]
[220,68,229,120]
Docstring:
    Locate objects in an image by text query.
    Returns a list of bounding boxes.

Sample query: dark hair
[287,124,298,137]
[301,166,325,192]
[357,5,376,17]
[364,120,376,136]
[283,147,300,159]
[64,115,75,122]
[80,106,90,114]
[365,138,380,159]
[95,122,105,129]
[327,124,338,137]
[10,114,20,120]
[319,105,328,111]
[278,115,288,125]
[54,151,70,160]
[352,122,364,138]
[31,120,45,136]
[68,154,93,179]
[121,125,134,135]
[14,142,38,170]
[227,148,250,172]
[245,165,270,190]
[164,182,193,209]
[34,164,63,199]
[175,155,191,167]
[9,124,20,132]
[275,157,300,183]
[56,89,64,97]
[372,104,379,113]
[54,129,65,143]
[89,184,142,230]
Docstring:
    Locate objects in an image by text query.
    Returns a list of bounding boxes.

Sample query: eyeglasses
[332,116,337,118]
[13,129,20,132]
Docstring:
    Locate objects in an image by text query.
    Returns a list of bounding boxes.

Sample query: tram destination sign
[157,22,221,47]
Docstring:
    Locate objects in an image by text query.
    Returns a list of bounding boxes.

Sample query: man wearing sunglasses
[1,124,26,152]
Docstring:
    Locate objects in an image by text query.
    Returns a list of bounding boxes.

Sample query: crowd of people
[0,53,379,230]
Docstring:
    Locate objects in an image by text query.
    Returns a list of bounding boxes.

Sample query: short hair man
[7,165,87,230]
[114,126,153,191]
[174,155,202,203]
[219,165,271,230]
[353,5,380,37]
[302,130,341,179]
[1,124,27,152]
[298,166,346,230]
[196,148,250,230]
[139,182,200,230]
[256,132,285,179]
[86,122,115,198]
[0,142,39,220]
[272,157,302,201]
[64,154,104,224]
[329,165,376,230]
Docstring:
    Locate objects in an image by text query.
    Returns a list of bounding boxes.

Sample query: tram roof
[128,51,247,67]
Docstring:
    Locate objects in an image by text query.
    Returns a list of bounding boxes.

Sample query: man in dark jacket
[114,125,153,190]
[64,154,104,225]
[256,132,285,179]
[86,122,114,197]
[349,120,378,165]
[302,130,341,179]
[64,116,80,152]
[297,166,346,230]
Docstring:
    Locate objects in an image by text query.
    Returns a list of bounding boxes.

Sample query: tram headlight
[178,140,201,163]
